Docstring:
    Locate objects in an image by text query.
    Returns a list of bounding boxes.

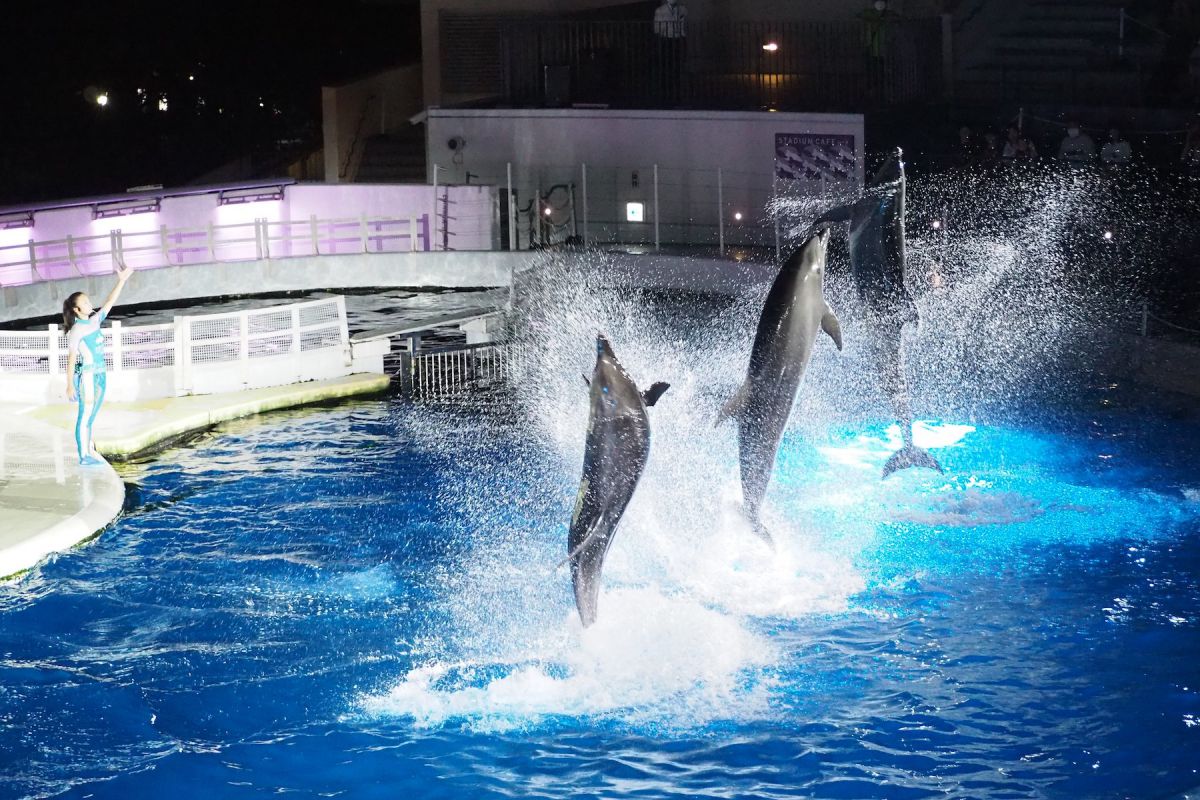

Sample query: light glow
[626,202,645,222]
[96,92,109,107]
[762,42,779,52]
[733,211,743,221]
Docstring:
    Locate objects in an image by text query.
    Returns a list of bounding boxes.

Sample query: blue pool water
[2,381,1199,798]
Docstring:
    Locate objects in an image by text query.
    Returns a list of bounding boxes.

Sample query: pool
[3,257,1200,799]
[3,357,1200,797]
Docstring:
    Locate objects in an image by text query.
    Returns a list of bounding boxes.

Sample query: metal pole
[773,183,780,260]
[582,162,589,247]
[653,163,660,251]
[1119,8,1125,59]
[507,162,515,251]
[436,166,446,256]
[717,167,724,256]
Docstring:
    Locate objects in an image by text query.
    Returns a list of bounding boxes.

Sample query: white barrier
[0,296,386,405]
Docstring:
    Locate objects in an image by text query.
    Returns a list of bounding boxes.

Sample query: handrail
[339,93,378,181]
[0,213,431,288]
[1140,300,1200,337]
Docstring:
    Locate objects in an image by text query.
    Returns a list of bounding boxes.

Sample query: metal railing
[441,15,945,111]
[0,214,432,288]
[404,341,516,401]
[0,296,353,402]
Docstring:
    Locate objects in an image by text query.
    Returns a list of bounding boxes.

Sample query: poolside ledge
[0,372,390,577]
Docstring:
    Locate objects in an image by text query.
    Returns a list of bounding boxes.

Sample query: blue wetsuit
[68,310,108,463]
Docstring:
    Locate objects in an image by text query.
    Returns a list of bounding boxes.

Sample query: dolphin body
[814,148,942,478]
[718,230,842,546]
[567,335,669,627]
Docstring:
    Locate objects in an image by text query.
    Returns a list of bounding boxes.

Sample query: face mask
[1068,128,1080,138]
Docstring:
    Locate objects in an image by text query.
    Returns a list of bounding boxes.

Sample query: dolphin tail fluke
[715,382,749,427]
[882,445,943,478]
[642,382,670,407]
[744,513,776,550]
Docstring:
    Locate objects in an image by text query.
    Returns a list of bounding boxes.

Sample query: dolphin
[717,230,842,546]
[566,334,669,627]
[814,148,942,478]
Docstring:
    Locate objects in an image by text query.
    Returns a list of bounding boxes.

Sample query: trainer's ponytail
[62,292,84,333]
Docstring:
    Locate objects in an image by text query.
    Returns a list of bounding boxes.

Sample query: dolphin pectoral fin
[582,373,591,387]
[642,382,670,407]
[882,446,943,478]
[814,203,852,226]
[558,514,606,569]
[716,382,749,427]
[821,308,843,351]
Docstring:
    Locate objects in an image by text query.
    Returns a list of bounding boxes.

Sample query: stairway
[355,127,427,183]
[956,0,1161,106]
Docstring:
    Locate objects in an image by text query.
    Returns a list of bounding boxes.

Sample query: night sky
[0,0,420,206]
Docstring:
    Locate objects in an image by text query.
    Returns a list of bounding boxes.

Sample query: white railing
[0,214,431,287]
[0,296,362,404]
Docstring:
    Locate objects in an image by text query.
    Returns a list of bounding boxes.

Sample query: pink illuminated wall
[0,183,498,287]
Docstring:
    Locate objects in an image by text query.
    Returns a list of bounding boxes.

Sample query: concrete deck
[0,372,390,578]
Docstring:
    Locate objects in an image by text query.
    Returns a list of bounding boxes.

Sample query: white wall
[426,108,863,243]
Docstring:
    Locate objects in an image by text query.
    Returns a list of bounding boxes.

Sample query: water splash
[362,163,1199,731]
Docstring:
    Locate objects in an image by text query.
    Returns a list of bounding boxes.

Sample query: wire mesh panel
[120,324,175,370]
[0,331,52,374]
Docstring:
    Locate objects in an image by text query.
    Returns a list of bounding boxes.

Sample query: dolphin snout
[596,333,615,357]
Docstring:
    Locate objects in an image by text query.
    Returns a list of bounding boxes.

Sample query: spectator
[1182,120,1200,171]
[861,0,895,99]
[653,0,687,39]
[1014,136,1039,161]
[980,131,1000,162]
[1001,126,1021,160]
[955,125,976,165]
[1058,121,1097,164]
[653,0,688,105]
[1100,128,1133,165]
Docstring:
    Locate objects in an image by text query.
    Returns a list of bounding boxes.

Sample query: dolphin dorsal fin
[642,382,670,407]
[821,308,843,351]
[716,382,750,426]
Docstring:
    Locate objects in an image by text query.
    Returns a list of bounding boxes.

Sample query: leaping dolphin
[814,148,942,478]
[566,334,669,627]
[718,230,842,547]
